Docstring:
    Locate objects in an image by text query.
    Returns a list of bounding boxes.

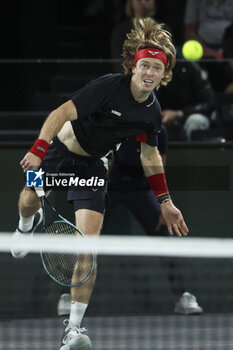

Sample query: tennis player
[12,18,189,350]
[58,127,203,317]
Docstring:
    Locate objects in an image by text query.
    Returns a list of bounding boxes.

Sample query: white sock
[18,214,34,232]
[69,301,88,327]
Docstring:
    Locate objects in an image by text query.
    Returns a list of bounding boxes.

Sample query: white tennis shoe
[11,208,43,259]
[174,292,203,315]
[58,293,71,316]
[60,320,92,350]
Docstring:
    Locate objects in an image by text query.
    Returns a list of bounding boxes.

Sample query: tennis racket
[35,187,95,287]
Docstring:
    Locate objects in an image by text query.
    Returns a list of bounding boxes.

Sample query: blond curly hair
[122,17,176,88]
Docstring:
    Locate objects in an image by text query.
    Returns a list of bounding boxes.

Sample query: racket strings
[42,221,94,286]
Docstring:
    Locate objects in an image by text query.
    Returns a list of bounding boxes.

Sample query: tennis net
[0,233,233,349]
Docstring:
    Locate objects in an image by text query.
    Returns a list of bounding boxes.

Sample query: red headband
[134,48,167,67]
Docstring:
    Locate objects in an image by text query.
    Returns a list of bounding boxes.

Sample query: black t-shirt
[71,73,162,158]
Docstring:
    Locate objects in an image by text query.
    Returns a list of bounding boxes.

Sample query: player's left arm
[20,100,77,172]
[140,142,189,237]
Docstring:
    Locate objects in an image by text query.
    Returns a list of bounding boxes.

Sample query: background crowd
[1,0,233,142]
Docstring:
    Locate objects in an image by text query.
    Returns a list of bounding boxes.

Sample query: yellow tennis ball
[182,40,203,61]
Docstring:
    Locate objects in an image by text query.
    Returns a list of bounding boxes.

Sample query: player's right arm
[140,142,189,237]
[20,100,78,172]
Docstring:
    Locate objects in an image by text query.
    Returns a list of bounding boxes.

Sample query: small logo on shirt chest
[111,109,122,117]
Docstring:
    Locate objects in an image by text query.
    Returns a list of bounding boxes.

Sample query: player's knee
[19,189,40,208]
[75,209,103,235]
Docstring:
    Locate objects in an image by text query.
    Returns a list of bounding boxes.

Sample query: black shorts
[40,137,108,214]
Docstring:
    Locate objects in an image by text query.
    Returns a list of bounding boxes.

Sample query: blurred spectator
[184,0,233,92]
[184,0,233,59]
[110,0,186,65]
[216,24,233,136]
[125,0,156,18]
[157,56,216,141]
[222,24,233,94]
[222,24,233,60]
[111,0,157,72]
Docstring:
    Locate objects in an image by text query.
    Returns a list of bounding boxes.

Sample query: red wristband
[146,173,169,197]
[28,139,50,160]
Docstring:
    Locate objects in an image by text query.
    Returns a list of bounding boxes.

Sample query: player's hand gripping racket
[35,187,95,287]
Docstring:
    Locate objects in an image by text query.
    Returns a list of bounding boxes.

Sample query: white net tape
[1,233,233,257]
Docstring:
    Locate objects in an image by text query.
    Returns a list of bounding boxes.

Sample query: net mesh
[1,234,233,349]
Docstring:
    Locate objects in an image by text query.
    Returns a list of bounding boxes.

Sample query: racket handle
[35,187,45,198]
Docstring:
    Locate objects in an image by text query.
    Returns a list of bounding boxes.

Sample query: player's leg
[57,190,118,317]
[11,187,43,259]
[60,164,107,350]
[18,187,41,224]
[59,208,104,350]
[12,138,62,259]
[72,209,103,313]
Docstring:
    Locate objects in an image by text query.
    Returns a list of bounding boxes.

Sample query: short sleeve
[136,130,158,147]
[157,124,168,155]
